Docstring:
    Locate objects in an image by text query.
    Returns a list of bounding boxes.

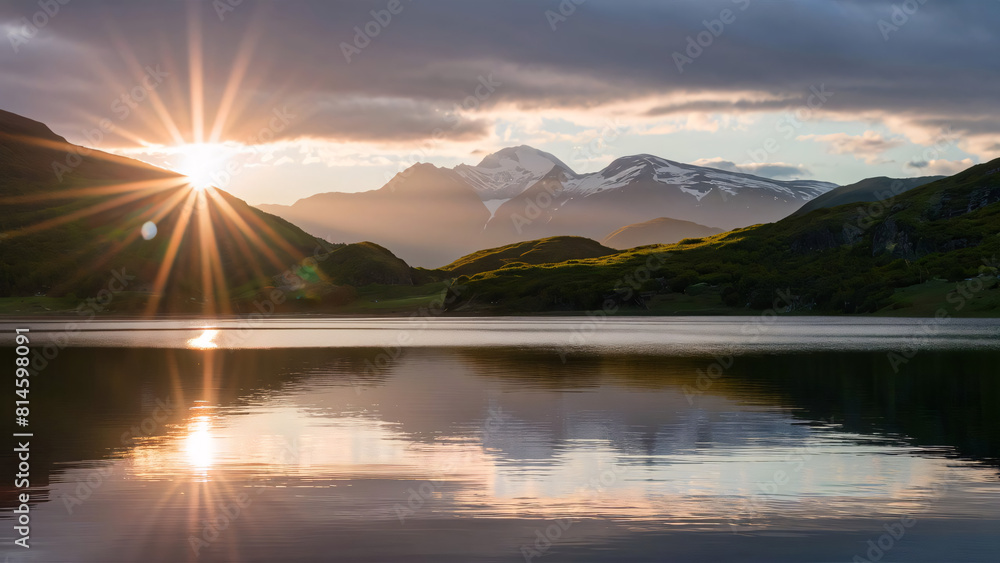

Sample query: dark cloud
[0,0,996,150]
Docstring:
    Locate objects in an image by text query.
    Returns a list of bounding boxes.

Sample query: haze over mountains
[260,145,838,267]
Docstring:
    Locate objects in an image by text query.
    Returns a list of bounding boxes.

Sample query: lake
[2,317,999,562]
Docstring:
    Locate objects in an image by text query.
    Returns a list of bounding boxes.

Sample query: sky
[1,0,996,205]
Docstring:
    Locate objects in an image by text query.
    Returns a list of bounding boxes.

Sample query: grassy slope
[438,236,617,277]
[315,242,414,286]
[602,217,724,249]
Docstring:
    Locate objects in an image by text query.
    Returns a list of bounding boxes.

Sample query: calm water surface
[1,318,998,562]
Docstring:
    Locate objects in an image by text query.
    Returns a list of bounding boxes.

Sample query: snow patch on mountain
[564,164,645,194]
[452,146,836,216]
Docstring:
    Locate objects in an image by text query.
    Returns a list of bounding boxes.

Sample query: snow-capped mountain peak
[558,153,835,201]
[476,145,570,175]
[456,145,573,200]
[453,146,836,233]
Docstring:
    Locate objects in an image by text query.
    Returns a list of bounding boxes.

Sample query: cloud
[797,131,904,163]
[1,0,998,156]
[693,158,812,179]
[905,158,976,176]
[277,96,491,144]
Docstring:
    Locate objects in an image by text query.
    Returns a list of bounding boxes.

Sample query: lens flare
[140,221,158,240]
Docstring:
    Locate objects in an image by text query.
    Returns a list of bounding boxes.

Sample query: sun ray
[208,201,271,289]
[104,24,187,146]
[0,176,183,205]
[196,193,217,316]
[77,146,182,177]
[194,190,232,316]
[67,48,175,150]
[103,126,159,149]
[1,177,188,239]
[188,3,205,145]
[207,16,266,145]
[204,189,297,272]
[144,189,200,316]
[206,188,308,260]
[47,183,194,295]
[2,125,185,187]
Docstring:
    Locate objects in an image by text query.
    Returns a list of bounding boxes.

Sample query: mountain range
[447,157,1000,314]
[260,145,837,267]
[4,108,996,318]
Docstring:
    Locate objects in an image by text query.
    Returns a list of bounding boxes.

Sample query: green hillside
[446,159,1000,315]
[438,236,617,277]
[602,217,724,249]
[316,242,415,286]
[791,175,944,217]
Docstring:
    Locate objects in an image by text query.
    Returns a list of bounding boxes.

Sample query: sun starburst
[176,143,231,190]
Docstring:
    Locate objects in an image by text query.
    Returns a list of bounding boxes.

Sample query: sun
[175,144,231,190]
[184,415,217,472]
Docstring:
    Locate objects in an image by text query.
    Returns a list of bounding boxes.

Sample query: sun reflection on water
[184,415,216,474]
[187,329,219,349]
